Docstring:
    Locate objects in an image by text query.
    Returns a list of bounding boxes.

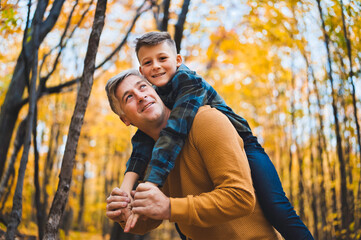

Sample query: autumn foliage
[0,0,360,239]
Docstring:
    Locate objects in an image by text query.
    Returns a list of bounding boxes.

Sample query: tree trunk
[290,70,305,220]
[309,149,319,239]
[316,0,349,233]
[32,108,45,240]
[0,0,149,181]
[0,53,28,180]
[337,50,355,232]
[76,154,87,231]
[340,0,361,167]
[174,0,190,53]
[41,121,60,234]
[159,0,171,31]
[303,50,331,239]
[340,0,361,231]
[43,0,107,238]
[0,0,65,180]
[0,119,27,200]
[305,72,318,237]
[288,139,293,204]
[59,207,73,236]
[5,12,40,238]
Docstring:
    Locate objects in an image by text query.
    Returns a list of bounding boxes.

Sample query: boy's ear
[176,54,182,67]
[139,66,143,75]
[120,115,131,126]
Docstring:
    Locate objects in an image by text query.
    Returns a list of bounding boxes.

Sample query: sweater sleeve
[169,107,256,227]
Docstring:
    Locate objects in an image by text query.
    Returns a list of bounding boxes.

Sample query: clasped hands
[106,182,170,232]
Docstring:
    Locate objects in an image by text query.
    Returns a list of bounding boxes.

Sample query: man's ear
[139,66,143,75]
[176,54,182,67]
[120,115,131,126]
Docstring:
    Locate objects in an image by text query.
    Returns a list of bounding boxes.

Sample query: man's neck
[140,108,171,141]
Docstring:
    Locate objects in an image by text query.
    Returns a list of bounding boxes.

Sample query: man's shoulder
[193,106,229,128]
[190,106,242,149]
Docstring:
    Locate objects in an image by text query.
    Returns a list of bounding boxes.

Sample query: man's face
[138,42,182,87]
[115,75,166,128]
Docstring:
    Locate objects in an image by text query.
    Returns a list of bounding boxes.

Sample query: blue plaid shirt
[126,64,252,185]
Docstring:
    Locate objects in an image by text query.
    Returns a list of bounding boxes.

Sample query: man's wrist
[166,199,171,220]
[145,181,158,187]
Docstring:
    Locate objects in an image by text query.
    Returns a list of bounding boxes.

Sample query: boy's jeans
[244,135,314,240]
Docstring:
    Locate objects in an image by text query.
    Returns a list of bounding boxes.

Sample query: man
[105,69,282,240]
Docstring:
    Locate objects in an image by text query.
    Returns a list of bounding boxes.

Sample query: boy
[110,32,313,239]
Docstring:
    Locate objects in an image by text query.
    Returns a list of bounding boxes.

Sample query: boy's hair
[105,69,148,116]
[135,31,177,57]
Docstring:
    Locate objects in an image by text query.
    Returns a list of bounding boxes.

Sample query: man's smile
[141,102,154,112]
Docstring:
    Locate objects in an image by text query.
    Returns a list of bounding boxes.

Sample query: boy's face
[138,42,182,87]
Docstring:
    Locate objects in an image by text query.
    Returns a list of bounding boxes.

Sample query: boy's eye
[144,61,151,65]
[160,57,167,61]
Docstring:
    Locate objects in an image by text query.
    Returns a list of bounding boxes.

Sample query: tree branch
[39,0,66,42]
[39,0,80,76]
[160,0,171,31]
[174,0,190,53]
[96,0,152,69]
[18,0,151,110]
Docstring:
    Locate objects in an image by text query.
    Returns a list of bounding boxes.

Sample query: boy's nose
[152,61,161,69]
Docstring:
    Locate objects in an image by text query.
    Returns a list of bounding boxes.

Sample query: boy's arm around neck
[144,70,212,185]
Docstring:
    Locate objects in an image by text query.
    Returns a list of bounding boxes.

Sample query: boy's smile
[138,42,182,87]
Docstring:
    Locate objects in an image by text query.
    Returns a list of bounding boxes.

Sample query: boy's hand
[124,212,140,232]
[124,191,147,232]
[106,187,132,224]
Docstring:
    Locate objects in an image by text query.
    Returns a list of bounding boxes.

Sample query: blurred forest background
[0,0,360,239]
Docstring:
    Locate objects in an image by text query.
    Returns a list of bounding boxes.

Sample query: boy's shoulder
[172,64,202,84]
[176,64,200,76]
[176,64,195,73]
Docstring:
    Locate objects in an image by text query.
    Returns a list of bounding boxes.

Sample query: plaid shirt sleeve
[126,129,155,179]
[143,68,213,185]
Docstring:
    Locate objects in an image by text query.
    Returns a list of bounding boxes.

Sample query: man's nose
[136,92,147,102]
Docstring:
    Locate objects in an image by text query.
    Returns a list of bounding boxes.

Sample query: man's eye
[140,84,147,89]
[125,94,133,102]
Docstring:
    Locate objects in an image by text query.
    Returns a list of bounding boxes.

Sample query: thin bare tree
[0,0,65,179]
[316,0,349,233]
[43,0,107,238]
[5,0,41,236]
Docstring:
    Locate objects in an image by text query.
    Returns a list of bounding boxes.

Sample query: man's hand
[106,187,132,224]
[131,182,170,220]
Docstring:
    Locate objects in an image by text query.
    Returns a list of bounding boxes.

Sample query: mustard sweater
[129,106,281,239]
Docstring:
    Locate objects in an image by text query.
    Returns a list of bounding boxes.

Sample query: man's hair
[135,31,177,57]
[105,69,147,116]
